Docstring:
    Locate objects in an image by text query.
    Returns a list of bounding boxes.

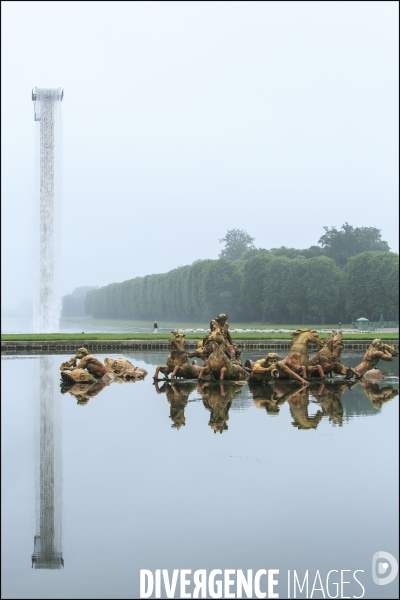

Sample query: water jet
[32,88,63,333]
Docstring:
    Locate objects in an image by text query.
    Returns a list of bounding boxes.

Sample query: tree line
[85,249,399,324]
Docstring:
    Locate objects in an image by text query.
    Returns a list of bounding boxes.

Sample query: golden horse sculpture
[197,330,249,382]
[246,329,325,385]
[280,328,325,380]
[189,313,243,366]
[246,332,397,384]
[153,330,201,380]
[154,318,248,383]
[307,331,359,379]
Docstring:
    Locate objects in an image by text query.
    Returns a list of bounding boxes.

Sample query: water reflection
[150,377,398,433]
[310,381,347,425]
[197,381,245,433]
[249,381,328,430]
[56,351,398,431]
[286,385,325,430]
[61,381,108,406]
[154,380,197,429]
[61,372,144,406]
[32,356,63,569]
[2,352,397,595]
[248,379,294,415]
[359,379,399,409]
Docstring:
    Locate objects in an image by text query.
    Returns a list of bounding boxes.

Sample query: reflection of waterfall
[32,356,63,569]
[32,88,63,333]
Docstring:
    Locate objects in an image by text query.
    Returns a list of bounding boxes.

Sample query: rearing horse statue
[197,330,249,382]
[307,331,359,379]
[153,330,201,380]
[278,329,325,380]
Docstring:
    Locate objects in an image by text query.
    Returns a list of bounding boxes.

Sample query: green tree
[343,251,399,320]
[200,259,243,320]
[299,245,325,259]
[269,247,303,259]
[243,254,272,320]
[240,248,269,261]
[219,229,255,261]
[318,222,390,267]
[269,246,325,260]
[186,260,213,320]
[261,256,342,324]
[284,257,308,322]
[262,256,292,322]
[303,256,342,322]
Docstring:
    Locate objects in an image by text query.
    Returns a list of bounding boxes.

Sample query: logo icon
[372,551,398,585]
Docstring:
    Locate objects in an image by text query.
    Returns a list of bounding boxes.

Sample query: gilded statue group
[59,314,397,418]
[60,347,148,405]
[152,313,397,385]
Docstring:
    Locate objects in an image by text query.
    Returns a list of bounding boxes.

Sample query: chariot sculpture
[60,321,397,399]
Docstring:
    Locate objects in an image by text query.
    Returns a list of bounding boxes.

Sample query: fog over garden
[75,223,398,325]
[1,1,398,318]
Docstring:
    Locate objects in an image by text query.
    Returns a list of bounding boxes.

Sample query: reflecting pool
[1,352,398,599]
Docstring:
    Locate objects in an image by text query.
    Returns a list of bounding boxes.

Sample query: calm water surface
[1,352,398,599]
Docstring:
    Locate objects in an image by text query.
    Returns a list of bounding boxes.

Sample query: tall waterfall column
[32,356,63,569]
[32,87,63,333]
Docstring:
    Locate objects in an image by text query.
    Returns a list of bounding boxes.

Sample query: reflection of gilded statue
[104,358,147,380]
[248,380,287,415]
[269,381,324,430]
[309,381,346,425]
[197,381,242,433]
[359,380,399,410]
[60,381,108,405]
[154,380,197,429]
[153,331,201,380]
[353,339,398,377]
[197,330,248,381]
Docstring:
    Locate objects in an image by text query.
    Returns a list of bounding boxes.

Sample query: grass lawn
[2,332,398,342]
[61,317,356,330]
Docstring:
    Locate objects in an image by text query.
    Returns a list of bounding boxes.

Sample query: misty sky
[1,0,399,309]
